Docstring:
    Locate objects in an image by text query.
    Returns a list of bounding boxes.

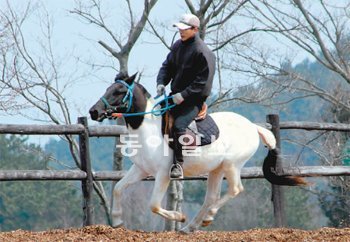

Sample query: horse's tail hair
[257,125,309,186]
[256,125,276,150]
[263,149,309,186]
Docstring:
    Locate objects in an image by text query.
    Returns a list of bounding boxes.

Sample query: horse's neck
[127,99,162,139]
[127,99,172,170]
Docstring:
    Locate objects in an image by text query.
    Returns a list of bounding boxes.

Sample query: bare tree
[0,3,28,113]
[236,1,350,226]
[222,0,350,167]
[222,0,350,111]
[71,0,158,75]
[0,1,112,224]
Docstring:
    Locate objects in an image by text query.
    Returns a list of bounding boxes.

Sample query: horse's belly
[183,140,226,176]
[182,112,260,176]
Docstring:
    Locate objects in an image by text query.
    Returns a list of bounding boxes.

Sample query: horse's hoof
[201,220,212,227]
[180,214,187,223]
[179,226,195,234]
[112,222,124,228]
[179,228,190,235]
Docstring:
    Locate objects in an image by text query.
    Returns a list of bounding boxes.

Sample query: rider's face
[179,27,197,41]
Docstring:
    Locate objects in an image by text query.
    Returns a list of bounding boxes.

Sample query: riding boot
[170,131,186,178]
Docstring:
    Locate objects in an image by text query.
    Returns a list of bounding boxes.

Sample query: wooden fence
[0,115,349,227]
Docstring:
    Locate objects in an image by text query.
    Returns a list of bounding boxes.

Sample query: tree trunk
[175,180,184,231]
[164,180,177,231]
[110,118,125,222]
[164,180,183,231]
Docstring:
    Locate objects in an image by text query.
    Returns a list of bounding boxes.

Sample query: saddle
[162,103,220,149]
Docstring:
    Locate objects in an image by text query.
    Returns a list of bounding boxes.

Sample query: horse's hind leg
[150,173,186,223]
[204,166,244,223]
[111,164,147,227]
[180,169,224,233]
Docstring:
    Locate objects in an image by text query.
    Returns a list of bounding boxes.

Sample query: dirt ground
[1,225,350,242]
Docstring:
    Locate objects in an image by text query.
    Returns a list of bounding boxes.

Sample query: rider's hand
[172,93,184,105]
[156,84,165,96]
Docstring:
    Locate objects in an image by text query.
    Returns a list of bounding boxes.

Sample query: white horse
[89,73,306,233]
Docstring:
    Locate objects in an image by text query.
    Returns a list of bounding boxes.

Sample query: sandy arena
[1,225,350,241]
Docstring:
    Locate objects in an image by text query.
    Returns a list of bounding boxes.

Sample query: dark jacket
[157,34,215,102]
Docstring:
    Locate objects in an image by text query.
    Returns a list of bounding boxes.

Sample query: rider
[156,13,216,178]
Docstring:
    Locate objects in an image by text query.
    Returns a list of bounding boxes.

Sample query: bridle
[100,80,135,118]
[100,80,176,119]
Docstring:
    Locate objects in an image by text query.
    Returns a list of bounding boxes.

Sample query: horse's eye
[114,90,126,96]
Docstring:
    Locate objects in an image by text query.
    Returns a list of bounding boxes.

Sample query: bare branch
[184,0,196,14]
[293,0,346,78]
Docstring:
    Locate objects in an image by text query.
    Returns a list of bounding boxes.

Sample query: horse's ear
[126,72,138,85]
[115,72,129,82]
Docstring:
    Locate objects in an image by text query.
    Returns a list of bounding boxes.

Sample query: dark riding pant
[170,101,203,163]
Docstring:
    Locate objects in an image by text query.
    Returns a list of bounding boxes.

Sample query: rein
[101,80,176,119]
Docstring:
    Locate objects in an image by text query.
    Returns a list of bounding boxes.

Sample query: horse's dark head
[89,73,151,127]
[89,73,138,122]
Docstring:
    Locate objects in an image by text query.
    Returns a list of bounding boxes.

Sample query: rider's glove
[156,84,165,96]
[172,93,184,105]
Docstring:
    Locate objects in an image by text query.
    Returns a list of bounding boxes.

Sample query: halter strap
[111,94,176,118]
[101,79,135,114]
[116,80,134,113]
[101,80,176,119]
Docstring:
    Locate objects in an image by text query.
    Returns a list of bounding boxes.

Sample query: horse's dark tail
[263,149,308,186]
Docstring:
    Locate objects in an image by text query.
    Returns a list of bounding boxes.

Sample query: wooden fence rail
[1,122,349,135]
[0,170,86,180]
[1,166,350,181]
[0,124,128,136]
[280,122,350,131]
[0,116,349,228]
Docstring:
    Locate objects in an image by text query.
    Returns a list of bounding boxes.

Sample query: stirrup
[169,163,184,179]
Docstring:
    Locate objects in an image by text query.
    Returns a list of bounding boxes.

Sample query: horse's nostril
[90,110,99,120]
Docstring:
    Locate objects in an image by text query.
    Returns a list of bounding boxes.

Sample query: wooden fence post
[78,117,94,226]
[266,114,286,227]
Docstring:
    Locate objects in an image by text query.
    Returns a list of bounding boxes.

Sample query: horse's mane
[136,82,151,99]
[115,72,151,99]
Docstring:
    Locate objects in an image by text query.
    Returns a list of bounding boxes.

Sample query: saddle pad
[190,115,220,146]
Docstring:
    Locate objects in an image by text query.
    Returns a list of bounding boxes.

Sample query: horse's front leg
[111,164,147,227]
[150,172,186,223]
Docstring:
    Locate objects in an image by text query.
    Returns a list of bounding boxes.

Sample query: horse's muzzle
[89,109,100,121]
